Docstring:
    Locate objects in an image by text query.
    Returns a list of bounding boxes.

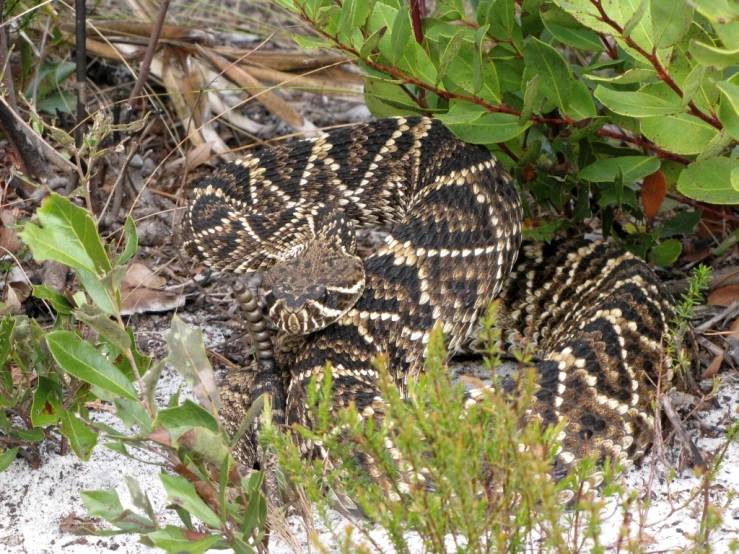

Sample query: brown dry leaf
[2,283,22,314]
[123,261,166,289]
[702,353,724,379]
[641,170,667,219]
[0,209,20,252]
[186,141,216,169]
[707,285,739,306]
[681,246,712,263]
[729,318,739,339]
[197,46,304,127]
[120,286,184,315]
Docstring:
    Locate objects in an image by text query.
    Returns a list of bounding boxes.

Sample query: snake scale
[183,116,700,481]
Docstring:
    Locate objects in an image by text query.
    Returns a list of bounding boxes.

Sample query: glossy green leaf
[20,193,111,276]
[32,284,73,314]
[689,41,739,69]
[154,400,219,435]
[74,304,131,353]
[649,239,682,266]
[690,0,739,23]
[623,0,649,37]
[640,113,718,155]
[565,79,597,120]
[46,330,138,401]
[148,526,226,554]
[579,156,660,183]
[594,86,683,116]
[160,473,222,529]
[0,447,18,472]
[436,30,466,84]
[519,74,540,124]
[524,37,571,110]
[359,25,386,59]
[114,398,153,432]
[337,0,370,36]
[677,157,739,204]
[584,68,656,84]
[31,376,63,427]
[115,217,138,267]
[651,0,693,47]
[659,210,702,238]
[390,6,411,64]
[59,411,99,460]
[438,110,531,144]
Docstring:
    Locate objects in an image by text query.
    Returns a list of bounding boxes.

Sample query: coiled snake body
[183,116,699,479]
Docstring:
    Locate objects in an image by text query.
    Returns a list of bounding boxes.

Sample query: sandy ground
[2,317,739,554]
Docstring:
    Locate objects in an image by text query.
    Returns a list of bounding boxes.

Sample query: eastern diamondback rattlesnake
[183,116,699,480]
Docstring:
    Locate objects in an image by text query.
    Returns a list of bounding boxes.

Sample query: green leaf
[359,25,386,58]
[437,30,466,85]
[59,411,99,460]
[363,76,422,118]
[148,526,226,554]
[680,64,706,108]
[732,166,739,193]
[31,376,63,426]
[565,80,597,121]
[677,157,739,204]
[697,130,735,161]
[154,400,220,435]
[292,35,330,49]
[640,113,719,155]
[46,330,138,401]
[165,316,220,414]
[689,41,739,69]
[19,194,112,276]
[623,0,649,37]
[438,109,531,144]
[124,475,157,524]
[0,316,14,368]
[524,37,571,110]
[651,0,693,48]
[74,304,131,353]
[0,447,18,472]
[114,398,153,432]
[579,156,660,184]
[594,86,683,116]
[15,428,45,442]
[690,0,739,23]
[584,68,657,84]
[115,217,138,267]
[390,6,411,64]
[717,79,739,141]
[81,489,155,532]
[37,90,76,115]
[32,284,73,314]
[519,74,540,124]
[659,210,702,238]
[160,473,222,529]
[649,239,682,266]
[337,0,370,36]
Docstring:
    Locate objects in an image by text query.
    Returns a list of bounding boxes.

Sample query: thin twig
[124,0,170,123]
[74,0,87,149]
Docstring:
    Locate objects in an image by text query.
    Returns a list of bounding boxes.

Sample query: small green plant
[273,0,739,265]
[262,306,634,553]
[1,188,270,552]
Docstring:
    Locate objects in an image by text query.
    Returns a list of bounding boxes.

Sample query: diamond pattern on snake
[183,116,699,480]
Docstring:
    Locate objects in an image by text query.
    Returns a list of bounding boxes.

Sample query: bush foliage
[276,0,739,263]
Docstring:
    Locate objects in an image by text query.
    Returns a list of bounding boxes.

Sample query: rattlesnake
[183,116,699,479]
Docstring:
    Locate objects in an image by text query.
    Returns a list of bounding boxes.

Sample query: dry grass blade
[197,46,304,127]
[243,63,364,97]
[217,48,351,71]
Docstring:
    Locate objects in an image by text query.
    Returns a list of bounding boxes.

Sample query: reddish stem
[589,0,722,130]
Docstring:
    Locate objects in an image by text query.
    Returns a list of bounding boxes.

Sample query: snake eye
[308,284,328,302]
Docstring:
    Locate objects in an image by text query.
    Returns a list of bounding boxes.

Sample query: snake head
[261,247,365,335]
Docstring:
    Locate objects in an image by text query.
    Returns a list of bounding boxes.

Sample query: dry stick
[124,0,170,124]
[74,0,87,149]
